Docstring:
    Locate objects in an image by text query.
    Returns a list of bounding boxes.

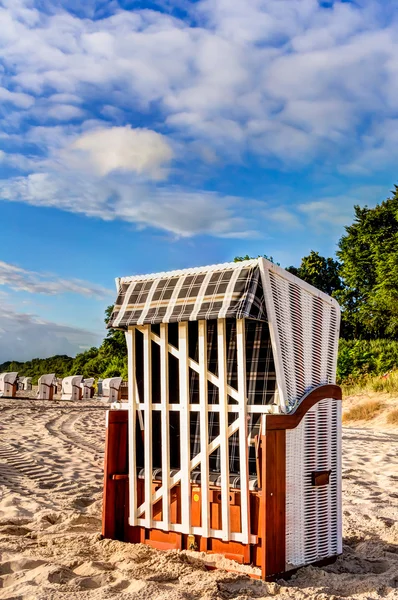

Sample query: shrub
[386,409,398,425]
[337,339,398,384]
[342,400,384,422]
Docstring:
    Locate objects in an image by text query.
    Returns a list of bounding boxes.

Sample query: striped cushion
[138,468,258,491]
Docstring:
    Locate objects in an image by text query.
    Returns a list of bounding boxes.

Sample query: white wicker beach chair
[102,258,342,580]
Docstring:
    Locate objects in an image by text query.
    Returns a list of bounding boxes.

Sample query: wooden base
[102,385,342,581]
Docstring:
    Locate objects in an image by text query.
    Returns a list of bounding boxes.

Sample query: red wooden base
[102,385,342,581]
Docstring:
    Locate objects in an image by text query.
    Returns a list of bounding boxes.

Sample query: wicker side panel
[285,398,342,568]
[264,269,340,411]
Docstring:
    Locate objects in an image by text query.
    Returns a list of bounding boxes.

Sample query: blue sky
[0,0,397,362]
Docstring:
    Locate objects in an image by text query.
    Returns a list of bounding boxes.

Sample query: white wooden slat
[143,325,152,529]
[126,328,137,526]
[178,322,191,533]
[160,323,170,531]
[136,326,240,402]
[198,320,210,539]
[236,318,249,544]
[137,417,240,517]
[217,318,230,541]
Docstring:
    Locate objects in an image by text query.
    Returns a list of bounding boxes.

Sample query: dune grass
[342,400,384,423]
[342,369,398,396]
[386,408,398,425]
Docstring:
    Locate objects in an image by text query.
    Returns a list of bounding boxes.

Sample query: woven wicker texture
[285,398,342,567]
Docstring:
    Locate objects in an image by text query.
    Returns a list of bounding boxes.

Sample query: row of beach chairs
[0,372,123,401]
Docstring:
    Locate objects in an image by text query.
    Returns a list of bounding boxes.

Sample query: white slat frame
[160,323,170,530]
[126,328,137,526]
[132,317,273,541]
[136,414,241,517]
[236,318,249,544]
[135,326,240,402]
[178,322,191,533]
[198,320,210,539]
[143,325,152,529]
[217,318,230,541]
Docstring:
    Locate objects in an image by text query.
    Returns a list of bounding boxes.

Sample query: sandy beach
[0,396,397,600]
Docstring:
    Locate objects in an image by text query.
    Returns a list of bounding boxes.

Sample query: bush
[342,400,384,422]
[337,339,398,383]
[386,409,398,425]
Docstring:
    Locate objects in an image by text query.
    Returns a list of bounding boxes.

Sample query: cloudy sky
[0,0,397,362]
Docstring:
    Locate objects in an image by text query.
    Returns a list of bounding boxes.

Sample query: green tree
[286,251,342,296]
[234,254,280,265]
[234,251,341,296]
[337,189,398,338]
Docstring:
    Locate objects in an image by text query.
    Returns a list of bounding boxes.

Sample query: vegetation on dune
[386,408,398,425]
[3,188,398,387]
[342,400,385,422]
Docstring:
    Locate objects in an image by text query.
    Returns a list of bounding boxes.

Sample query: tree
[286,251,342,296]
[234,251,341,296]
[102,305,127,359]
[234,254,280,265]
[336,188,398,338]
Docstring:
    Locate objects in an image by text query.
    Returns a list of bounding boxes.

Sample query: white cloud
[1,0,398,238]
[298,200,351,231]
[0,86,34,109]
[46,104,85,121]
[0,303,101,363]
[0,260,112,299]
[71,126,174,179]
[0,0,397,167]
[0,171,255,238]
[267,207,302,230]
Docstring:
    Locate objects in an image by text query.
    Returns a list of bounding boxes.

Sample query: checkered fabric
[189,319,276,477]
[134,318,276,489]
[107,261,266,330]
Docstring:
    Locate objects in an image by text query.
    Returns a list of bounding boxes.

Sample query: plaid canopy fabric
[189,319,276,478]
[107,261,267,330]
[134,318,277,489]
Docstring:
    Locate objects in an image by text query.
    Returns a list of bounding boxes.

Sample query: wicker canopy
[107,260,266,330]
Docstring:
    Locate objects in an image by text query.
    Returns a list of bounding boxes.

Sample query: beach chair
[102,377,123,402]
[61,375,83,400]
[0,372,18,397]
[37,374,56,400]
[81,378,95,399]
[18,376,32,392]
[102,258,342,580]
[23,377,33,392]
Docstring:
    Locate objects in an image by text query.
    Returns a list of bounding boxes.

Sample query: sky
[0,0,397,362]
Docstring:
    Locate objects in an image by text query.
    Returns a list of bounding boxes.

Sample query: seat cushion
[138,468,258,491]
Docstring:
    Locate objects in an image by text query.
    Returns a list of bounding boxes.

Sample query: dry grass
[386,408,398,425]
[342,370,398,396]
[370,370,398,393]
[342,400,384,422]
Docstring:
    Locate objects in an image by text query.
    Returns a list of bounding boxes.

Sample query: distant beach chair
[61,375,83,401]
[37,374,56,400]
[0,372,18,397]
[81,378,95,399]
[102,377,122,402]
[19,376,32,392]
[97,378,103,396]
[102,258,342,581]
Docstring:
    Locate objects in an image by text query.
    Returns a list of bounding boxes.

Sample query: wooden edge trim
[266,384,342,431]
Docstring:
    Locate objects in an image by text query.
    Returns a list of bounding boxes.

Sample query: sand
[0,396,397,600]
